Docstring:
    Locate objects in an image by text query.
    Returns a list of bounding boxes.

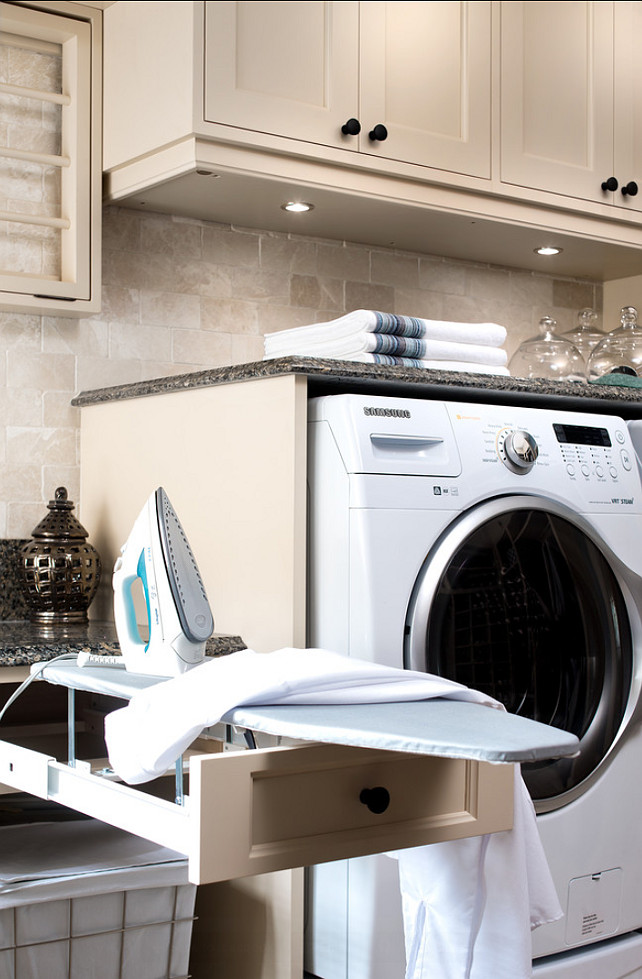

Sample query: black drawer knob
[368,124,388,142]
[601,176,618,192]
[341,118,361,136]
[360,786,390,814]
[622,181,639,197]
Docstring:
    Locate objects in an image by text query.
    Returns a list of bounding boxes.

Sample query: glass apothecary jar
[587,306,642,378]
[508,316,586,381]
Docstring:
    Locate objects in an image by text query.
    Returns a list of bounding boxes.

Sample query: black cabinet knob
[601,177,618,192]
[341,118,361,136]
[622,181,639,197]
[359,786,390,814]
[368,124,388,142]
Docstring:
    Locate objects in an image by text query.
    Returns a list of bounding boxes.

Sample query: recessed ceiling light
[282,201,314,213]
[535,246,563,256]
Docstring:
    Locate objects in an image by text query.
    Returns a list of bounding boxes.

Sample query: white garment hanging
[395,770,562,979]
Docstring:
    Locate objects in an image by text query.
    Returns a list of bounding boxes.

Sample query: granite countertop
[71,356,642,418]
[0,620,246,668]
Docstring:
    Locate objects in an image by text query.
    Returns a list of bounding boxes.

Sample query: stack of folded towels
[263,309,509,375]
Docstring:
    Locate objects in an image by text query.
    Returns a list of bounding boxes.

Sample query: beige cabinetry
[500,0,642,214]
[0,0,102,316]
[102,0,642,279]
[204,1,491,178]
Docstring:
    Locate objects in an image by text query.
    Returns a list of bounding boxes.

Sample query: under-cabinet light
[535,246,563,256]
[282,201,314,213]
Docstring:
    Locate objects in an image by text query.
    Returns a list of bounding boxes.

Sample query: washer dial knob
[502,430,539,473]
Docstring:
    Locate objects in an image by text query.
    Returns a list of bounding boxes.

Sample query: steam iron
[113,487,214,676]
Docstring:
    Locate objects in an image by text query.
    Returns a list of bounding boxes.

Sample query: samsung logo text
[364,407,411,418]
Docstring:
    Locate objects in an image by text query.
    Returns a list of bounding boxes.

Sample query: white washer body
[305,394,642,978]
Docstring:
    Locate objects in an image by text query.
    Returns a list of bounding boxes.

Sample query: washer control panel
[552,421,633,484]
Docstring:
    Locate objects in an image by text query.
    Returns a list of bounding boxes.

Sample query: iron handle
[360,786,390,814]
[368,124,388,142]
[341,117,361,136]
[601,177,618,192]
[622,181,639,197]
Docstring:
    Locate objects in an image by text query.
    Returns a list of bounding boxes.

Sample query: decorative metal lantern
[20,487,101,624]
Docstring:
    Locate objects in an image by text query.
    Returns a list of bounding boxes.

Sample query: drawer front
[189,743,514,884]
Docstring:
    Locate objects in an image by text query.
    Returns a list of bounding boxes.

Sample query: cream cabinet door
[500,1,615,203]
[613,0,642,212]
[204,1,491,177]
[359,1,491,178]
[204,1,360,149]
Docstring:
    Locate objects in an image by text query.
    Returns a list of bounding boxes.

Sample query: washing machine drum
[404,497,634,811]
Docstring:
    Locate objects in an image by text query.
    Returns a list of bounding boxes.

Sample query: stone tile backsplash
[0,204,603,538]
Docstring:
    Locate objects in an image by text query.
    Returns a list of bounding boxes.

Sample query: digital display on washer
[553,423,611,447]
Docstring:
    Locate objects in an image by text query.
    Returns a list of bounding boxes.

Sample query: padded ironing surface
[224,701,579,763]
[36,663,579,764]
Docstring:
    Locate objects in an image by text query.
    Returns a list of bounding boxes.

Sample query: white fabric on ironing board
[103,648,561,976]
[104,648,496,785]
[395,769,562,979]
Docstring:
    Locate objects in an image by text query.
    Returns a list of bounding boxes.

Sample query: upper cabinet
[500,1,642,213]
[0,0,102,316]
[101,1,642,280]
[203,1,491,179]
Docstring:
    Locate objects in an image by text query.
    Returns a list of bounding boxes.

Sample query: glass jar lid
[587,306,642,378]
[559,308,605,361]
[509,316,586,381]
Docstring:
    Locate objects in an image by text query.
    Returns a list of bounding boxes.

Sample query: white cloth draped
[103,648,562,977]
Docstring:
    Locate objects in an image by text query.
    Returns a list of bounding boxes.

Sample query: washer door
[404,497,634,812]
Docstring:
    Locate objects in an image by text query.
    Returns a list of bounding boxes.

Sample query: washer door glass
[404,500,633,810]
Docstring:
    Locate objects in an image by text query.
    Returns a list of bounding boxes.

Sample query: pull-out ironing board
[0,662,579,886]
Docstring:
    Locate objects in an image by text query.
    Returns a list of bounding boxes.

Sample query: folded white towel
[265,332,508,366]
[264,350,511,375]
[264,310,508,349]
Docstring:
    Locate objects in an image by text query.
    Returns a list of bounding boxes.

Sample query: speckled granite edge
[0,621,246,668]
[71,357,642,414]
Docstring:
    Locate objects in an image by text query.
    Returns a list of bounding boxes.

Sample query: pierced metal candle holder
[20,487,102,625]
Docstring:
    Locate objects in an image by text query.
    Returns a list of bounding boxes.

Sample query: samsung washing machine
[304,393,642,978]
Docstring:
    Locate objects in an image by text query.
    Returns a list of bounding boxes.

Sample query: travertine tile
[260,235,317,274]
[552,279,597,310]
[171,329,232,366]
[394,290,446,319]
[140,291,201,330]
[100,285,140,324]
[317,243,370,281]
[419,258,467,296]
[508,271,555,307]
[0,387,41,427]
[202,226,259,267]
[7,426,75,467]
[0,312,41,349]
[344,281,395,312]
[141,215,203,263]
[7,351,75,392]
[110,322,171,362]
[201,298,259,334]
[229,266,290,304]
[43,318,108,357]
[43,392,79,429]
[230,334,265,365]
[102,206,142,252]
[371,251,419,290]
[258,305,319,334]
[76,356,142,393]
[0,464,44,502]
[8,503,44,539]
